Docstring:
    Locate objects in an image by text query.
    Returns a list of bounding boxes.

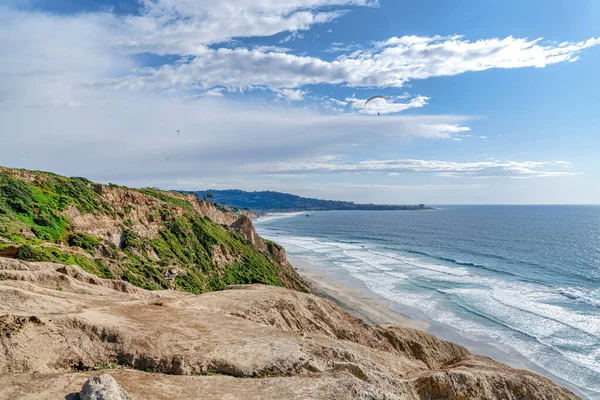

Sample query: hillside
[0,167,308,294]
[0,257,578,399]
[187,189,431,212]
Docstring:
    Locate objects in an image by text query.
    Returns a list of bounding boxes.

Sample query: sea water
[255,206,600,399]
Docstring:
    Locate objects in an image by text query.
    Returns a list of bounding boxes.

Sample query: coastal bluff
[0,257,577,399]
[0,167,579,399]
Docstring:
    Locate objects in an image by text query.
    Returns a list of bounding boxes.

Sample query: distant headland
[184,189,433,212]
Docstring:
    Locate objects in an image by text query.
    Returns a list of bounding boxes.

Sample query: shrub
[120,230,140,249]
[68,233,100,251]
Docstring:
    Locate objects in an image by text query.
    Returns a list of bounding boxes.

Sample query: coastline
[289,255,428,330]
[287,253,591,400]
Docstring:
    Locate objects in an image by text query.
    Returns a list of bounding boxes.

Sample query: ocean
[255,206,600,399]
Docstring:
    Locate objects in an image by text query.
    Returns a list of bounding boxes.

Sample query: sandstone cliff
[0,167,308,293]
[0,257,578,400]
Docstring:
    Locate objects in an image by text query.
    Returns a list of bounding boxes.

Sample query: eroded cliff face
[231,215,267,252]
[0,258,578,400]
[0,167,309,293]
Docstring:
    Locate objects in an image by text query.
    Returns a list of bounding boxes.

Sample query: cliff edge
[0,258,578,399]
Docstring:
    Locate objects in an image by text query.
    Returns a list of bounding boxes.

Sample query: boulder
[79,374,131,400]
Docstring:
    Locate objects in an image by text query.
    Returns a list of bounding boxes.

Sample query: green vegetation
[95,362,118,371]
[187,189,432,211]
[15,244,113,279]
[0,167,304,295]
[0,171,113,244]
[122,215,283,293]
[67,233,101,251]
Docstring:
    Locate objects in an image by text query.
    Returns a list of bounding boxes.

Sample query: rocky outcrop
[265,240,288,264]
[79,374,131,400]
[0,258,578,400]
[191,198,238,226]
[231,215,267,252]
[230,216,289,264]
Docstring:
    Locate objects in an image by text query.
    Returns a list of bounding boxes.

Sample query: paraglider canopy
[365,95,387,106]
[364,96,387,115]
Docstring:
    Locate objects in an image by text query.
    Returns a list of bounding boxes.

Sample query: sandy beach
[287,253,591,400]
[289,255,429,330]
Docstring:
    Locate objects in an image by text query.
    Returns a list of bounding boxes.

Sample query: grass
[0,167,300,295]
[0,172,113,244]
[15,244,113,279]
[115,213,285,293]
[67,232,101,251]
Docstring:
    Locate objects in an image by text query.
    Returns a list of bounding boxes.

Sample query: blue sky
[1,0,599,204]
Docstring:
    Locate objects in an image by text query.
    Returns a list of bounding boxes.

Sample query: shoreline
[287,253,591,400]
[290,255,429,331]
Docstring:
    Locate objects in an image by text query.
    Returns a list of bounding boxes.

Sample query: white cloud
[0,7,133,110]
[323,42,362,53]
[252,45,292,53]
[105,34,600,94]
[203,88,225,97]
[0,2,593,204]
[275,88,307,101]
[479,135,488,139]
[257,158,581,178]
[121,0,377,54]
[4,5,598,109]
[346,95,430,114]
[327,98,348,106]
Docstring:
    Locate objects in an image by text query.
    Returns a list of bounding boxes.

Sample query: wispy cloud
[275,88,307,101]
[258,158,581,178]
[125,0,377,54]
[280,32,305,44]
[0,92,475,185]
[323,42,362,53]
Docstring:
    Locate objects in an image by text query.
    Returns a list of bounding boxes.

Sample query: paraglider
[365,96,387,116]
[365,95,387,106]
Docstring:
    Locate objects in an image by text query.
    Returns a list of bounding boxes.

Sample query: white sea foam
[256,216,600,398]
[254,212,306,224]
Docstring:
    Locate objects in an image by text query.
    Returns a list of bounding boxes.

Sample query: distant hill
[185,189,431,212]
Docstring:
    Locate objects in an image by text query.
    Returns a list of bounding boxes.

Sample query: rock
[191,199,238,226]
[79,374,131,400]
[230,215,267,252]
[0,259,579,400]
[265,240,287,263]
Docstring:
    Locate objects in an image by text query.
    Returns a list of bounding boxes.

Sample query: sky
[1,0,599,204]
